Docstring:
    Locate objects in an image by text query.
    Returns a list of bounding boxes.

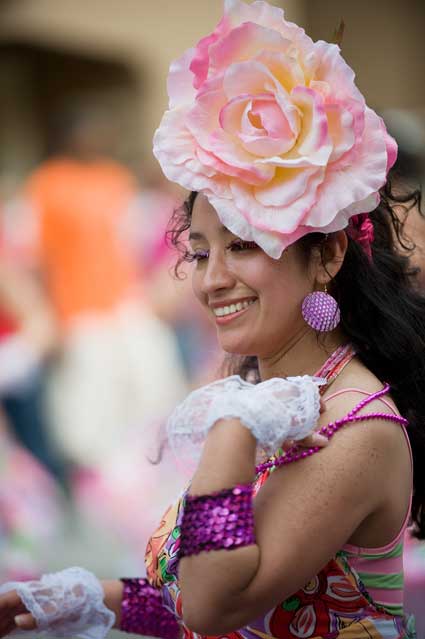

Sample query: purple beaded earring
[301,285,340,332]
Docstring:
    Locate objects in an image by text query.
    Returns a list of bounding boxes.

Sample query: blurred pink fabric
[0,418,62,579]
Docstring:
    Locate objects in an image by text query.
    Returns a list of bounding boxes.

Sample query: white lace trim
[0,567,115,639]
[167,375,324,469]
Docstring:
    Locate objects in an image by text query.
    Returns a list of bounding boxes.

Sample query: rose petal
[305,107,388,228]
[154,109,229,196]
[167,48,197,108]
[380,118,398,172]
[224,0,315,56]
[196,145,269,187]
[254,166,320,208]
[190,15,230,89]
[207,190,287,258]
[240,97,268,137]
[220,94,257,136]
[238,96,299,157]
[291,86,331,157]
[209,21,292,77]
[221,94,297,157]
[230,168,324,233]
[154,108,196,166]
[251,98,293,139]
[222,59,285,101]
[313,40,364,104]
[318,193,380,234]
[255,49,305,93]
[186,86,275,185]
[325,102,356,162]
[222,59,301,145]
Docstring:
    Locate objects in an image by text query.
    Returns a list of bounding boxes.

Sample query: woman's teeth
[213,299,256,317]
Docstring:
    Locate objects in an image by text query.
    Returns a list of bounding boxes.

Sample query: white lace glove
[167,374,325,466]
[0,567,115,639]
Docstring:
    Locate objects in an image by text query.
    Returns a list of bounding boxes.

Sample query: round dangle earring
[301,284,341,332]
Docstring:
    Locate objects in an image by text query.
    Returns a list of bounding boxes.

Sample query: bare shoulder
[319,356,406,454]
[322,356,398,415]
[314,356,411,534]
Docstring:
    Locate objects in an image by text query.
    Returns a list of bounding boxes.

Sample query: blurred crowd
[0,103,221,580]
[0,97,425,631]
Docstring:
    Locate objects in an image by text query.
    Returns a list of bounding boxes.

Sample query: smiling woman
[187,193,321,359]
[0,1,424,639]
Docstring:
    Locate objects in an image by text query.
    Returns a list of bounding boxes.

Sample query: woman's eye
[229,240,258,252]
[186,249,209,263]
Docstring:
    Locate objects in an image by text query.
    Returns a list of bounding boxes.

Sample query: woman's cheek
[192,270,207,308]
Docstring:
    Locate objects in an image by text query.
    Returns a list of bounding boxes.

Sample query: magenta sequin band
[120,578,180,639]
[179,484,256,558]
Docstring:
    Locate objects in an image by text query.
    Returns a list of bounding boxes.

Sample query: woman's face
[190,194,316,358]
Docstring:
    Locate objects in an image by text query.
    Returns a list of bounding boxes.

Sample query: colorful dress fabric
[145,491,414,639]
[144,348,415,638]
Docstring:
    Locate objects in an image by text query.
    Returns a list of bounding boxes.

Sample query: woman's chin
[218,338,258,357]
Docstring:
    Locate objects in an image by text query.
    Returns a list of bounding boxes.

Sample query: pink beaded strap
[256,384,408,474]
[179,484,256,558]
[120,578,180,639]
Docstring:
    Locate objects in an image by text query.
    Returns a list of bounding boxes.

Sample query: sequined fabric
[180,484,255,557]
[120,578,180,639]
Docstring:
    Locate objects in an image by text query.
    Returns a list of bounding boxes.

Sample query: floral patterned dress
[145,477,414,639]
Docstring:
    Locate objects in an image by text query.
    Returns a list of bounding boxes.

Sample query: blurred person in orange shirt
[0,191,64,580]
[17,103,187,470]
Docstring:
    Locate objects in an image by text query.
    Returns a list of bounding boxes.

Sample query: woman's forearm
[180,419,261,631]
[103,578,180,638]
[188,418,257,494]
[101,580,124,628]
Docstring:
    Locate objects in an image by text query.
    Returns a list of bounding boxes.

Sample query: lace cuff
[167,374,324,464]
[0,567,115,639]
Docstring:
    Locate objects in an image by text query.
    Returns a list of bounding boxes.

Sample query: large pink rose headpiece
[153,0,397,258]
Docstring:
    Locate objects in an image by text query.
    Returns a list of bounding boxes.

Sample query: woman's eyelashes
[230,239,258,252]
[186,239,258,263]
[186,248,209,263]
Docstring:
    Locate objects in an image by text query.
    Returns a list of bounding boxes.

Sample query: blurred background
[0,0,424,635]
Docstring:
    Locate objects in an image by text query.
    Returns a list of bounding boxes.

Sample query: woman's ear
[316,230,348,286]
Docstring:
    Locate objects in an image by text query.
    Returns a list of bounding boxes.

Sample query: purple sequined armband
[120,578,180,639]
[179,483,256,558]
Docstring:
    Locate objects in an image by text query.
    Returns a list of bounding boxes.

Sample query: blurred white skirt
[46,301,188,467]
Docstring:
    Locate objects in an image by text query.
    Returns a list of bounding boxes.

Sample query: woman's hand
[0,568,115,639]
[168,374,325,459]
[282,397,329,450]
[0,589,35,637]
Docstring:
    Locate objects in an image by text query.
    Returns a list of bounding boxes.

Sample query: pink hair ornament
[153,0,397,259]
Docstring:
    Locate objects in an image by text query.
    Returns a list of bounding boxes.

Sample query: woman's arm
[101,580,124,627]
[0,577,179,639]
[0,581,124,633]
[179,395,410,634]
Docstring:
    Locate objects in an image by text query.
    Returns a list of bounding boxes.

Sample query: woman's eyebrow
[188,231,205,241]
[189,225,231,242]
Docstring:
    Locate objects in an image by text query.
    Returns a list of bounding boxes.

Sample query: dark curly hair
[166,175,425,538]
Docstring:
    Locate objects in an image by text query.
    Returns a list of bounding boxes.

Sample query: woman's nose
[201,252,236,295]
